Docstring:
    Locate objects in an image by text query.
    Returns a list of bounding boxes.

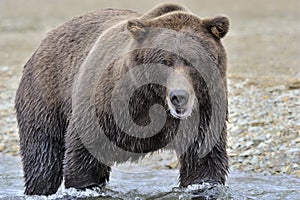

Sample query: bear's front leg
[64,122,111,190]
[178,127,228,187]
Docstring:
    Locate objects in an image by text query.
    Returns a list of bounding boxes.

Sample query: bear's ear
[203,16,229,39]
[127,19,147,40]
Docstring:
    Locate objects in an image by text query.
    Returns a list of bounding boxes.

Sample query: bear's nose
[170,90,189,107]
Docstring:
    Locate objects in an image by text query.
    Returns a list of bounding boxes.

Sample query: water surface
[0,155,299,200]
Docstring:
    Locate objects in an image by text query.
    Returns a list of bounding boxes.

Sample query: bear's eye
[161,59,170,66]
[190,35,200,41]
[160,59,173,66]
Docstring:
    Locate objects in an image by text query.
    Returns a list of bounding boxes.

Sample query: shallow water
[0,155,299,200]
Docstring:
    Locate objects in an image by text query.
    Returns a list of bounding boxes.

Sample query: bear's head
[125,4,229,120]
[75,3,230,157]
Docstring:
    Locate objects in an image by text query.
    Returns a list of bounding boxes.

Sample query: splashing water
[0,155,299,200]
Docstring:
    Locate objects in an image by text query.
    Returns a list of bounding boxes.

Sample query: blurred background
[0,0,299,83]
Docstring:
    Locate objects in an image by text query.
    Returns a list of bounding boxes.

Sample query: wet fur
[15,3,229,195]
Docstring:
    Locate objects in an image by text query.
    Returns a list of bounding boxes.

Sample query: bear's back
[19,9,140,111]
[26,8,140,75]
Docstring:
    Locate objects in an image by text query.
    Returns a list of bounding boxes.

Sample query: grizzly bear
[15,3,229,195]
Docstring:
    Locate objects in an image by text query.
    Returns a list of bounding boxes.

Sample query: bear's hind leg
[16,104,65,195]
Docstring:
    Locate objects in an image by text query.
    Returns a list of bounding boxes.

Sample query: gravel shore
[227,78,300,176]
[0,0,299,179]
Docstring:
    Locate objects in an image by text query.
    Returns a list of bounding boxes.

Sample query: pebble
[0,144,5,152]
[286,148,300,154]
[0,66,9,72]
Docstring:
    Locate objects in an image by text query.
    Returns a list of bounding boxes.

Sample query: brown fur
[15,3,229,195]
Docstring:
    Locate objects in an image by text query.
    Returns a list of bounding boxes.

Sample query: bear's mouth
[170,107,192,119]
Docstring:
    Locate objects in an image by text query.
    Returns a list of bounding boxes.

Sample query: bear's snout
[166,66,195,119]
[169,89,189,107]
[167,88,194,119]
